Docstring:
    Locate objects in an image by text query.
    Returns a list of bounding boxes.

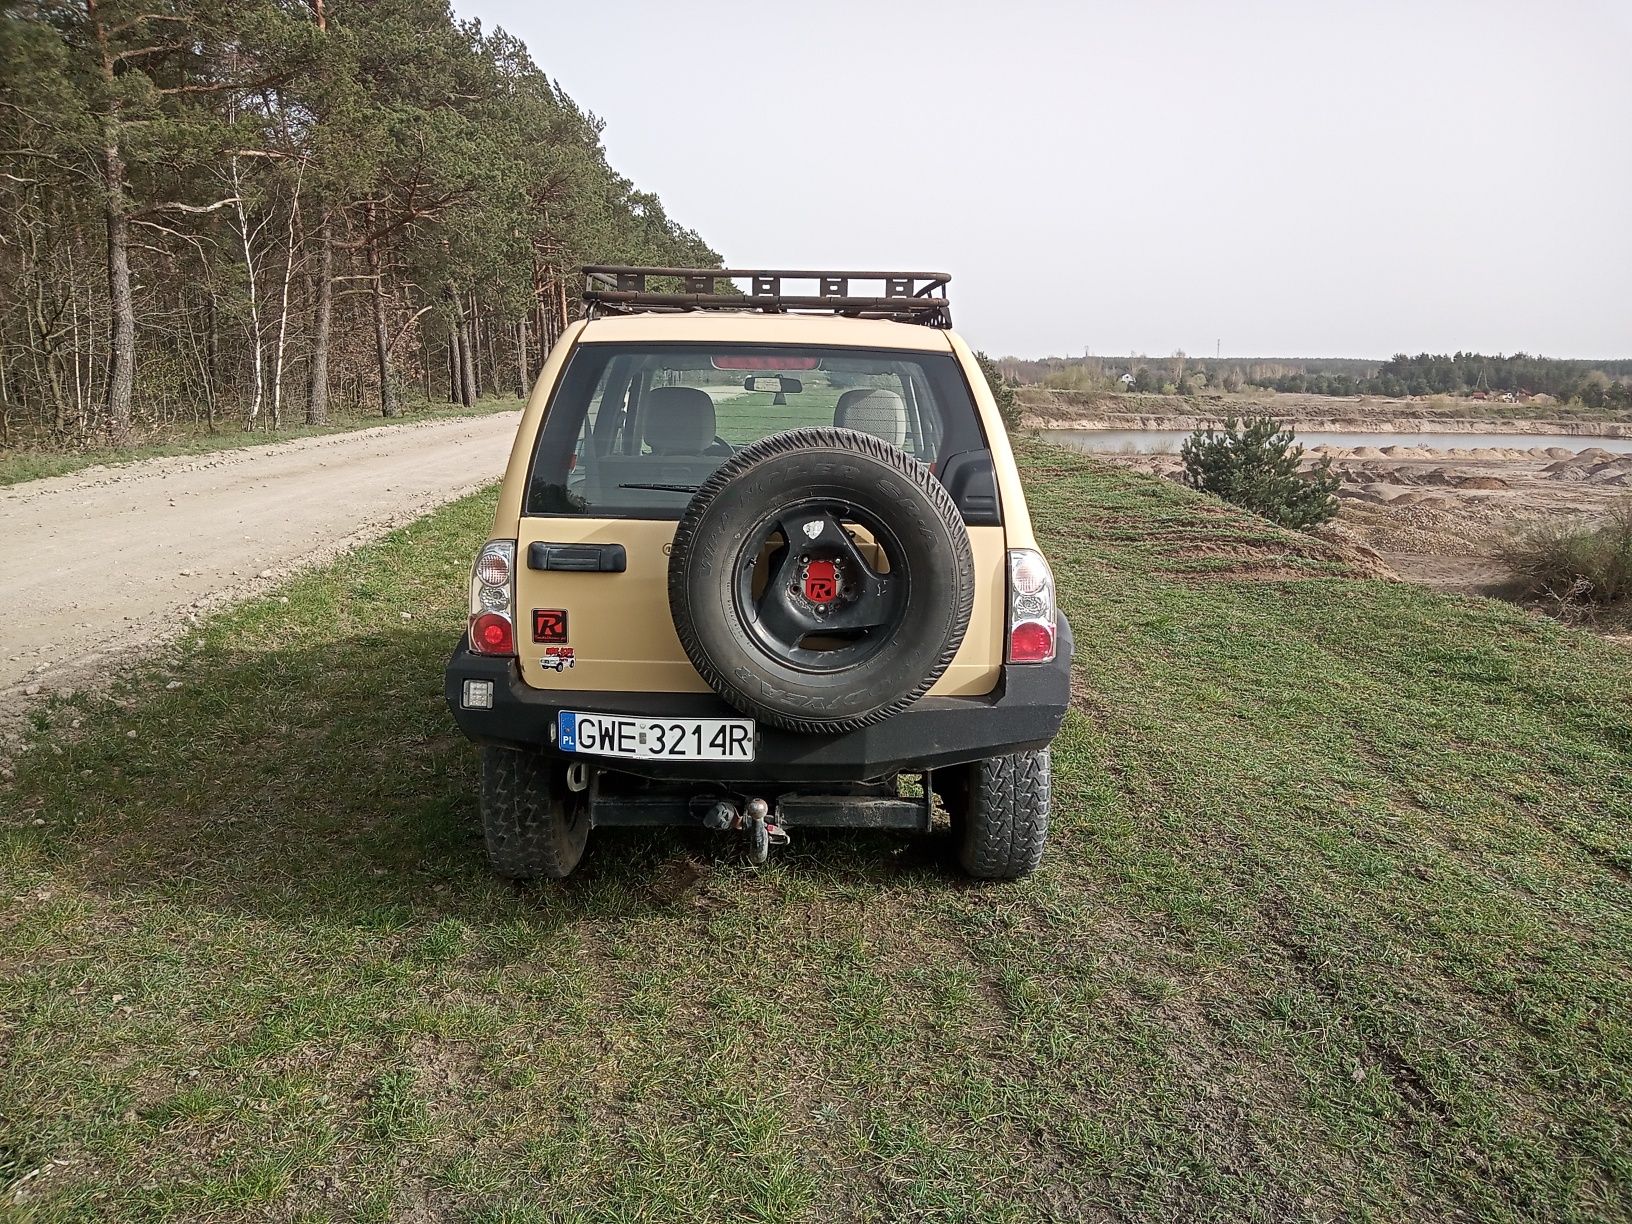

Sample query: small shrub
[973,350,1021,431]
[1501,498,1632,606]
[1180,416,1339,529]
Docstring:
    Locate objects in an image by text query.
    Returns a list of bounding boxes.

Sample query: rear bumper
[444,615,1073,783]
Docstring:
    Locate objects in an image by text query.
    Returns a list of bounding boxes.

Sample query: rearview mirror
[742,375,803,395]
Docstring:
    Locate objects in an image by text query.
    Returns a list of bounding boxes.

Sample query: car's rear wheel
[946,749,1050,879]
[480,746,588,880]
[668,427,975,734]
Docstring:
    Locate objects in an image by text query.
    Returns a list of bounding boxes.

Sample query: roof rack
[582,266,953,328]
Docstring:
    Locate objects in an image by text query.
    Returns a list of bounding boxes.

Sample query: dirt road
[1,412,520,708]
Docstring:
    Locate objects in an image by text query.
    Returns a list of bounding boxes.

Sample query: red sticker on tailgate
[533,609,569,643]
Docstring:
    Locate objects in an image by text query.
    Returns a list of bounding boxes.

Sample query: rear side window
[525,343,997,522]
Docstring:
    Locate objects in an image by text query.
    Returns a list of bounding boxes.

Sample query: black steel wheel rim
[730,496,911,674]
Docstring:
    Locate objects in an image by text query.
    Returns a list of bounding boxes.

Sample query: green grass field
[2,442,1628,1221]
[0,396,517,488]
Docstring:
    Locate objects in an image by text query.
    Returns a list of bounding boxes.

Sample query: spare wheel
[668,427,976,734]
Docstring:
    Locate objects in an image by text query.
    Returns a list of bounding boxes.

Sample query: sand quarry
[1081,439,1632,599]
[1017,391,1632,602]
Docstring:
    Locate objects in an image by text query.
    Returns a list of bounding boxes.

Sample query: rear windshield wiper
[618,482,700,493]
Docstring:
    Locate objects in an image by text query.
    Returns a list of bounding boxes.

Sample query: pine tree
[1180,417,1340,529]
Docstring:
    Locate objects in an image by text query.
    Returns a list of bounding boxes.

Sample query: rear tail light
[468,539,516,656]
[1006,549,1056,664]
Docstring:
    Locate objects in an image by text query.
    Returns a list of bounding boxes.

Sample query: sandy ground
[1082,441,1632,598]
[0,412,520,724]
[1019,387,1632,440]
[1016,385,1632,601]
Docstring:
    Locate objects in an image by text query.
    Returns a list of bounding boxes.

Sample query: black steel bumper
[444,616,1073,784]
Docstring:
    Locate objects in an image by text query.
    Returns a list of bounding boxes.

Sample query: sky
[461,0,1631,360]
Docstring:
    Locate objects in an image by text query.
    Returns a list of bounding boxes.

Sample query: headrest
[643,386,717,454]
[834,388,908,449]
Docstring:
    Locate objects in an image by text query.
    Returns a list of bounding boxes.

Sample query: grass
[0,396,518,487]
[1,441,1629,1221]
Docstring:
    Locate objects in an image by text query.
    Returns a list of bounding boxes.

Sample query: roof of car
[576,311,956,352]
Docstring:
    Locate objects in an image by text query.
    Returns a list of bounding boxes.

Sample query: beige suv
[446,268,1070,879]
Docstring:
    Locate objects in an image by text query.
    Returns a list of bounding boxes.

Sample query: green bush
[1501,498,1632,605]
[1180,416,1339,529]
[973,350,1021,431]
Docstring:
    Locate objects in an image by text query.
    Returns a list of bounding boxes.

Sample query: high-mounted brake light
[468,540,517,656]
[1006,549,1056,664]
[710,354,821,371]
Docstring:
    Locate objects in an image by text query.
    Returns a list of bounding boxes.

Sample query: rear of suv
[446,268,1071,879]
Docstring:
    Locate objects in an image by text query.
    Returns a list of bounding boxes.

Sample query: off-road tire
[479,747,588,880]
[668,427,975,734]
[948,749,1050,879]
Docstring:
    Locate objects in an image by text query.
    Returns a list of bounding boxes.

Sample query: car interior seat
[834,388,908,449]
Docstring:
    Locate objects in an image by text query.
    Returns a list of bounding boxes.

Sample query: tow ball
[702,796,790,865]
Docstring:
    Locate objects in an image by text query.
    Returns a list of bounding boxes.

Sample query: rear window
[525,343,994,521]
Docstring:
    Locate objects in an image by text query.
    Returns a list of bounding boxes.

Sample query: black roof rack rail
[582,266,953,328]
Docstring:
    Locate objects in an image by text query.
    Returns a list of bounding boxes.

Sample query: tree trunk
[231,156,263,428]
[366,207,397,417]
[98,147,135,447]
[458,316,477,407]
[205,294,219,429]
[306,210,333,424]
[468,294,483,399]
[270,185,301,430]
[89,0,135,448]
[515,317,529,398]
[448,328,462,404]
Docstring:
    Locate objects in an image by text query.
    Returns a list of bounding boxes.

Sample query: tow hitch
[701,796,789,865]
[586,781,929,860]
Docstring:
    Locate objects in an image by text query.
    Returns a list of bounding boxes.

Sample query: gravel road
[1,412,521,708]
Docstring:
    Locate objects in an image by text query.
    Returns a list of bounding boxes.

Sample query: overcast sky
[462,0,1630,360]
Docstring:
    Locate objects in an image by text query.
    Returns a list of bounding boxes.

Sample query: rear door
[513,340,1004,696]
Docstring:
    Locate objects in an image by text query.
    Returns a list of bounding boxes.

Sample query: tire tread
[480,747,587,880]
[955,749,1050,879]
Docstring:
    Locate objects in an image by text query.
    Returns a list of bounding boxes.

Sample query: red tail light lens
[470,611,514,656]
[1008,619,1055,663]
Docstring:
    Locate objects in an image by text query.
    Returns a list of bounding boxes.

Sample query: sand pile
[1544,455,1632,484]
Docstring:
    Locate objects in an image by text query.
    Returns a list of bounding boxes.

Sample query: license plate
[556,711,756,762]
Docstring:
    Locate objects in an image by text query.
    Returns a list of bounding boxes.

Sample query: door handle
[527,542,627,573]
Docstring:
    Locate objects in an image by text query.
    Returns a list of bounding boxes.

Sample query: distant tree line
[0,0,719,449]
[1001,351,1632,408]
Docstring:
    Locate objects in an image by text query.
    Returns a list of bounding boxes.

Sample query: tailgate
[514,518,1006,697]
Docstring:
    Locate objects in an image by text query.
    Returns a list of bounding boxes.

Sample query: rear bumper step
[444,616,1073,784]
